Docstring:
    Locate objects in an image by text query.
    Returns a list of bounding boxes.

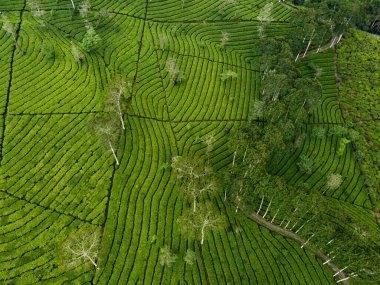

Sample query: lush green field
[337,30,380,209]
[1,1,379,284]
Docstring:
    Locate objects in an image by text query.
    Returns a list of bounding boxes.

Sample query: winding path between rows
[249,213,349,284]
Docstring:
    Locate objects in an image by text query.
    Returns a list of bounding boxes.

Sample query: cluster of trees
[219,5,380,283]
[159,247,196,267]
[29,0,105,56]
[254,35,322,150]
[89,78,132,166]
[290,0,380,35]
[222,132,380,282]
[63,77,131,268]
[172,155,225,245]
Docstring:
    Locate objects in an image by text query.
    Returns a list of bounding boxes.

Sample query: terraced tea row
[0,190,100,284]
[271,125,369,208]
[94,116,335,284]
[7,11,145,115]
[296,50,343,124]
[1,114,112,223]
[1,1,375,284]
[147,0,292,22]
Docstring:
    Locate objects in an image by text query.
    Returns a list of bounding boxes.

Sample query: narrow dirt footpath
[249,213,349,284]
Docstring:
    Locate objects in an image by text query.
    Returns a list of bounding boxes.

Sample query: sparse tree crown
[159,246,177,267]
[63,229,100,269]
[82,26,101,52]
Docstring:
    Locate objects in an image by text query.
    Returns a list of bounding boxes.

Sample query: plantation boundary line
[148,19,290,24]
[131,8,148,94]
[129,114,356,125]
[0,0,26,166]
[148,22,180,153]
[94,1,151,284]
[162,50,261,73]
[8,111,106,116]
[0,189,95,224]
[101,8,290,24]
[6,7,291,25]
[249,212,349,284]
[4,8,292,25]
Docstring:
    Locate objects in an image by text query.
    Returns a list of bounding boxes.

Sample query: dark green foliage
[297,0,380,35]
[297,155,314,174]
[159,246,177,267]
[82,26,101,52]
[338,29,380,210]
[311,126,325,138]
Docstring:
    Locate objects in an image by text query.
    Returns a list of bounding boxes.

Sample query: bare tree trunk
[70,0,76,9]
[333,266,348,277]
[323,256,335,265]
[257,196,264,214]
[224,190,227,201]
[271,209,279,223]
[242,148,247,163]
[193,196,196,212]
[303,40,312,58]
[263,198,272,219]
[11,34,21,52]
[109,142,119,165]
[119,114,125,130]
[86,255,99,269]
[201,224,205,245]
[295,216,314,233]
[232,151,237,166]
[330,36,337,48]
[301,234,314,249]
[337,34,343,44]
[337,274,357,283]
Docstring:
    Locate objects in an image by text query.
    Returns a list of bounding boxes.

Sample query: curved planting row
[0,22,15,114]
[181,121,334,284]
[93,117,179,285]
[47,10,143,78]
[0,0,23,10]
[296,49,343,124]
[9,10,144,115]
[147,0,293,22]
[160,50,257,121]
[96,116,335,284]
[129,34,170,120]
[9,13,108,114]
[172,121,241,169]
[0,190,100,284]
[37,0,146,17]
[148,21,292,68]
[1,114,112,223]
[271,125,370,207]
[326,198,380,246]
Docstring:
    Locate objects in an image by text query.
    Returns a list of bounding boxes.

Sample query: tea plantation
[0,0,379,284]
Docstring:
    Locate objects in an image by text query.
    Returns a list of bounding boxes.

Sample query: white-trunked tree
[63,229,100,269]
[178,203,225,245]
